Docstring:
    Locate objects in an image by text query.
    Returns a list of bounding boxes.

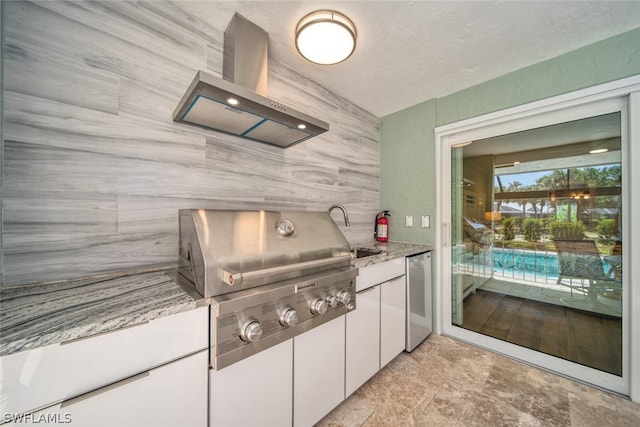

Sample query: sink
[351,247,383,259]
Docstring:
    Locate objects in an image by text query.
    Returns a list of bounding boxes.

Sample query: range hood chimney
[173,13,329,148]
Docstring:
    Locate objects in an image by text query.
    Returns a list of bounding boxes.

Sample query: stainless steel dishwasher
[406,251,432,351]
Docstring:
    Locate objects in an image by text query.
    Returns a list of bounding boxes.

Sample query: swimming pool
[491,247,560,281]
[485,247,614,283]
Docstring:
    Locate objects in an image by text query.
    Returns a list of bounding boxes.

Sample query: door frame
[434,75,640,400]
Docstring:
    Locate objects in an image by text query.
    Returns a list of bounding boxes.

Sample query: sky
[497,171,547,188]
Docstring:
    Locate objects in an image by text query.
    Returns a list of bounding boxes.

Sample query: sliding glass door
[437,81,639,398]
[452,113,623,375]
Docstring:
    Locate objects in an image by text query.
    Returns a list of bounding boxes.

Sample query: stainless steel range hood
[173,14,329,148]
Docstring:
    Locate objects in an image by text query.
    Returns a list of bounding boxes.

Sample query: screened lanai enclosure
[451,112,623,376]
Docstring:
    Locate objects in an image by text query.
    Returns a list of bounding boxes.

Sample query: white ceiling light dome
[295,10,357,65]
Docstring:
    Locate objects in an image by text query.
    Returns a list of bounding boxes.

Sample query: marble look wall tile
[3,232,176,286]
[118,77,192,124]
[205,134,295,181]
[2,0,380,286]
[3,39,120,115]
[338,168,379,193]
[142,0,225,46]
[4,92,207,166]
[265,180,364,206]
[13,0,206,90]
[3,191,117,235]
[3,141,125,196]
[116,195,306,236]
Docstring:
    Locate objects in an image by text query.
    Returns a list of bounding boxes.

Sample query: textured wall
[1,1,379,286]
[380,26,640,248]
[436,27,640,126]
[379,99,436,244]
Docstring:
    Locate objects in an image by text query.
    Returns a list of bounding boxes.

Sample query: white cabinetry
[345,285,380,397]
[210,339,293,427]
[380,276,406,368]
[20,350,207,427]
[294,316,345,427]
[345,258,406,397]
[1,307,208,427]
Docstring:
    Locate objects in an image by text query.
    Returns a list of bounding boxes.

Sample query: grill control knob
[310,298,328,315]
[326,295,339,307]
[240,320,263,342]
[280,308,299,327]
[337,291,352,306]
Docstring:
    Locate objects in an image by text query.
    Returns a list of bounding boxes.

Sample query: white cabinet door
[345,285,380,397]
[356,258,405,291]
[1,306,208,416]
[294,316,345,427]
[13,350,208,427]
[380,276,406,368]
[210,339,293,427]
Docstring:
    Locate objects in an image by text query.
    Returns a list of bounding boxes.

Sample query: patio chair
[554,239,609,296]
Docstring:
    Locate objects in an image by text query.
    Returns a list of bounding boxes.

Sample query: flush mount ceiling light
[295,10,356,65]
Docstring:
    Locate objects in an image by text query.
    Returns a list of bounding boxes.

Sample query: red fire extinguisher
[375,210,390,242]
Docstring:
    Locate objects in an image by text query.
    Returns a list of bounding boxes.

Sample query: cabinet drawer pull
[60,371,150,408]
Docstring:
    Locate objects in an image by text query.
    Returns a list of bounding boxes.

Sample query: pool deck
[478,277,622,318]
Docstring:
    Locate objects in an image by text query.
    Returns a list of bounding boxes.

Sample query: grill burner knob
[240,320,263,342]
[326,295,338,307]
[310,298,328,315]
[280,308,299,327]
[337,291,352,306]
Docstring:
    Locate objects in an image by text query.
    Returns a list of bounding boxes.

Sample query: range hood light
[173,13,329,148]
[173,14,329,148]
[174,71,329,148]
[589,148,608,154]
[298,124,307,130]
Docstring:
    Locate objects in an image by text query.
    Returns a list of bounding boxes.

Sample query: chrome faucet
[327,204,350,226]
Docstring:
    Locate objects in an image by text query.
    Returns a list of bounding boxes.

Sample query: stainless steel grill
[178,209,358,369]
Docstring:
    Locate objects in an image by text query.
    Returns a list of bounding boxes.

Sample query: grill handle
[222,254,352,286]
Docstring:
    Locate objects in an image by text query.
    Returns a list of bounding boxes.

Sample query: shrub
[549,221,586,240]
[522,218,544,242]
[501,217,516,241]
[596,219,617,239]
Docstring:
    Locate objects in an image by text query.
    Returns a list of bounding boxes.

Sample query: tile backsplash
[2,1,379,286]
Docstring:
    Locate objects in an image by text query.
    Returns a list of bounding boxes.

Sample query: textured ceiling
[182,1,640,118]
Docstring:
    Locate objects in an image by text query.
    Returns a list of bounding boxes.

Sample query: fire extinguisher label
[378,224,387,238]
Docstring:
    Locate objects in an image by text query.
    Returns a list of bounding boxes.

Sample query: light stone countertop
[0,241,431,358]
[0,268,205,357]
[350,241,433,268]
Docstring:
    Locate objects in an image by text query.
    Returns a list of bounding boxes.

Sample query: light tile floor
[318,334,640,426]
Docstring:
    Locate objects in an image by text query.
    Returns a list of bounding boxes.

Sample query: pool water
[487,247,615,281]
[491,248,560,279]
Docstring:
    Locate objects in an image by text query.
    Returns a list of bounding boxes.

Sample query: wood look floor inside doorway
[461,289,622,376]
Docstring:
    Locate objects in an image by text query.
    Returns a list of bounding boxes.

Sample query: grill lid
[178,209,352,298]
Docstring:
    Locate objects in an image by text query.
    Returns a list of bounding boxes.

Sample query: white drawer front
[0,306,208,415]
[356,257,405,291]
[3,350,208,427]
